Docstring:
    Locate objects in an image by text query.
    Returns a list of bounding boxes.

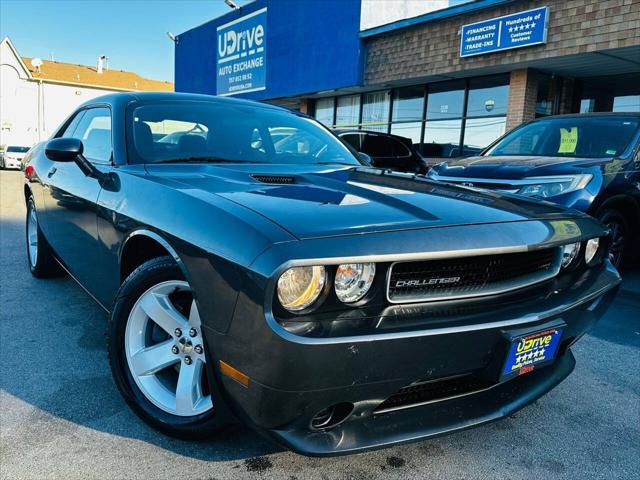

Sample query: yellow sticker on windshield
[558,127,578,153]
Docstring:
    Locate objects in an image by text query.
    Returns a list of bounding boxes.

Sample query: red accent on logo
[519,365,535,375]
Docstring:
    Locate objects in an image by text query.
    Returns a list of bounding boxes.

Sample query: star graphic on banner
[525,23,530,29]
[509,27,514,32]
[531,21,537,28]
[539,348,545,356]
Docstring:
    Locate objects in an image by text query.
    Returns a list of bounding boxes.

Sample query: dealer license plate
[501,327,564,380]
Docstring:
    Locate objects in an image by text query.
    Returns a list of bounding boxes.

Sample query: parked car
[337,129,428,174]
[2,145,30,169]
[24,92,619,455]
[429,113,640,267]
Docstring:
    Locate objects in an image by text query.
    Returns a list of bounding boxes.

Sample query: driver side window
[67,107,113,164]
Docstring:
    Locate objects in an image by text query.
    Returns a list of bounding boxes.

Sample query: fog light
[585,238,600,265]
[561,242,580,268]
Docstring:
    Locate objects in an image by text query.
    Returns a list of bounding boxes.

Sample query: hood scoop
[251,174,297,185]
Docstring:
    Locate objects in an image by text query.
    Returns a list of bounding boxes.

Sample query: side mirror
[44,137,106,181]
[358,152,373,166]
[45,137,83,162]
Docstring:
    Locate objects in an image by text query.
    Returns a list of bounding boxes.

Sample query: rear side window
[341,133,362,151]
[69,108,113,164]
[389,138,412,157]
[361,134,393,157]
[7,146,30,153]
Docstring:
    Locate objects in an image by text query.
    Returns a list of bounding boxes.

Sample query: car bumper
[203,259,620,455]
[3,158,22,169]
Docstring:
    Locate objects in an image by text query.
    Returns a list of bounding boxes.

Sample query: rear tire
[26,196,62,278]
[107,256,227,439]
[596,208,630,268]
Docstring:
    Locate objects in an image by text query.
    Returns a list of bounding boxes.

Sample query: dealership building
[175,0,640,157]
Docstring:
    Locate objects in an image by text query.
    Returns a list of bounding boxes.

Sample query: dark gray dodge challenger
[23,92,620,455]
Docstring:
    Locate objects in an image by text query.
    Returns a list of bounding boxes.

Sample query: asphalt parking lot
[0,169,639,480]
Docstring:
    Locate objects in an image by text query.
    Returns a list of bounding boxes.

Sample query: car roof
[77,91,289,112]
[531,112,640,121]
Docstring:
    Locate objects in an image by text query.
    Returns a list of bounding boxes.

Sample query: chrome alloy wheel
[125,280,213,416]
[27,204,38,268]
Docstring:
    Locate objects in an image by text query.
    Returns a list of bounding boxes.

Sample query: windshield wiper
[154,157,260,164]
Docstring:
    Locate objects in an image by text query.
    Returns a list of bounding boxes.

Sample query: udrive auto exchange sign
[216,7,267,96]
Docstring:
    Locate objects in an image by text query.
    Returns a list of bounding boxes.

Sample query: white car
[2,146,30,169]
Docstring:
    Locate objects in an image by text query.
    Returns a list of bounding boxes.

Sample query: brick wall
[364,0,640,86]
[506,69,539,130]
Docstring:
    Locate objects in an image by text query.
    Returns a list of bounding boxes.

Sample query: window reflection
[390,122,421,146]
[362,91,390,132]
[392,86,424,122]
[426,82,465,120]
[422,119,462,158]
[467,77,509,117]
[314,98,334,126]
[462,117,506,156]
[335,95,360,127]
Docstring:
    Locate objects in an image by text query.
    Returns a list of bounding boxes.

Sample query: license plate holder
[500,322,565,382]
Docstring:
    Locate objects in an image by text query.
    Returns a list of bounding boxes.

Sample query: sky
[0,0,252,82]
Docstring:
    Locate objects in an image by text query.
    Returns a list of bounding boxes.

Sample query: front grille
[387,248,561,303]
[374,374,491,413]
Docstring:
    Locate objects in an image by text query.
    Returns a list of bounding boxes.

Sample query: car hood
[144,163,576,240]
[430,155,611,180]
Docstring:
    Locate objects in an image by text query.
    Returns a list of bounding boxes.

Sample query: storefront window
[314,75,508,158]
[314,98,334,126]
[335,95,360,127]
[422,119,463,158]
[392,86,424,122]
[391,122,422,145]
[466,76,509,117]
[462,117,506,156]
[536,74,559,117]
[426,81,465,120]
[362,91,390,132]
[613,95,640,112]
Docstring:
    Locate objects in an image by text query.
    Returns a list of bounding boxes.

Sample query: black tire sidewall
[107,256,225,439]
[597,208,630,266]
[26,197,60,277]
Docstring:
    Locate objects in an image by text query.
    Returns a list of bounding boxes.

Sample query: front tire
[596,208,630,268]
[26,196,62,278]
[107,256,226,439]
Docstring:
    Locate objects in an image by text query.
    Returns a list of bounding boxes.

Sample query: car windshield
[484,116,640,159]
[128,101,362,166]
[7,146,29,153]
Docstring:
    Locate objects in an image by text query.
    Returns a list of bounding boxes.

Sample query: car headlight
[335,263,376,304]
[277,266,326,312]
[585,238,600,265]
[561,242,581,268]
[517,175,592,198]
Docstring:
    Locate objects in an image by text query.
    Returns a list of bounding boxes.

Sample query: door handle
[47,166,57,178]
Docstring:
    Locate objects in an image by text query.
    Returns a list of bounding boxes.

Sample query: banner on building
[216,7,267,96]
[460,6,548,57]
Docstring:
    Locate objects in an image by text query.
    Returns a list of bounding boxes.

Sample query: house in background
[0,37,173,150]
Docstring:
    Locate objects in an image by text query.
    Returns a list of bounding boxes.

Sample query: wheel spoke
[130,339,179,376]
[139,292,188,335]
[175,360,201,415]
[188,299,202,328]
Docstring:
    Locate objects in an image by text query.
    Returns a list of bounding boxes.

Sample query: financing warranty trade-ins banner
[216,7,267,96]
[460,6,548,57]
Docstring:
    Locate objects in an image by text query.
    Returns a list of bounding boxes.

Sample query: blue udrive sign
[216,7,267,96]
[460,6,548,58]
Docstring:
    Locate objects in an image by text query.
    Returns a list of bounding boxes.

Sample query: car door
[43,106,113,293]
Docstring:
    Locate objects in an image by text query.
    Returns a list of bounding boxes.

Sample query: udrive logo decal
[218,22,265,59]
